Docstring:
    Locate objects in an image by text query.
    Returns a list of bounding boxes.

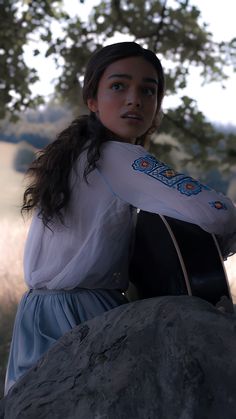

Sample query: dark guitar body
[129,211,232,307]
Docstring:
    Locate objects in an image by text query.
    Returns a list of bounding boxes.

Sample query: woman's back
[24,142,134,291]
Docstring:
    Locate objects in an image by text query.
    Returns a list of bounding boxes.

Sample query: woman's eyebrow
[144,77,158,85]
[107,73,158,85]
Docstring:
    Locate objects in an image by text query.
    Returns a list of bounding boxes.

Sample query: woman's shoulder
[102,140,146,159]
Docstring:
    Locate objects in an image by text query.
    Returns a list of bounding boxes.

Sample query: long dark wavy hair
[22,42,165,226]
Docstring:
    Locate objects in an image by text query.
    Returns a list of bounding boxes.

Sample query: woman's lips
[121,111,143,120]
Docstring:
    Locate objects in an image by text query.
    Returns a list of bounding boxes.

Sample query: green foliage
[83,0,232,91]
[2,0,236,115]
[1,0,236,173]
[158,96,236,177]
[0,0,65,120]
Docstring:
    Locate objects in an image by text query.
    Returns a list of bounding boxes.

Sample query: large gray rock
[1,296,236,419]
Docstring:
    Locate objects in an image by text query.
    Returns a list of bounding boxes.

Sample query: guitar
[129,211,233,312]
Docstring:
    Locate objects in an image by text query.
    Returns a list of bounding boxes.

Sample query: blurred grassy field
[0,142,29,396]
[0,142,29,300]
[0,140,235,397]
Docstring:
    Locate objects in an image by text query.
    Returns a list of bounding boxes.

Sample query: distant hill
[213,122,236,134]
[0,103,74,149]
[0,132,50,149]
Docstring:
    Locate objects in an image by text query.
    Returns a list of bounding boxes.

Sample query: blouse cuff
[216,232,236,260]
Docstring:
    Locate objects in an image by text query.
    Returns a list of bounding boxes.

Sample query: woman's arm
[98,141,236,257]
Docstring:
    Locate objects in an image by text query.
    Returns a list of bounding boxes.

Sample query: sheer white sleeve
[98,141,236,258]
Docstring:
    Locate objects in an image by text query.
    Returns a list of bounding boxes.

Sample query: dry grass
[0,141,29,396]
[0,217,29,306]
[0,217,29,397]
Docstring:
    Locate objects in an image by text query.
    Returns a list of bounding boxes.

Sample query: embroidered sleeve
[209,201,228,210]
[99,142,236,241]
[132,155,211,197]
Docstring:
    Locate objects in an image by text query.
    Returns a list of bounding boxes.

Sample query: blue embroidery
[132,155,160,173]
[201,184,212,191]
[149,167,187,187]
[177,178,202,196]
[209,201,227,210]
[132,155,205,196]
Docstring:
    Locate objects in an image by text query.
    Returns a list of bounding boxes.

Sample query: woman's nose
[126,89,142,107]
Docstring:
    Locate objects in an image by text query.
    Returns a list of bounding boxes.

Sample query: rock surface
[1,296,236,419]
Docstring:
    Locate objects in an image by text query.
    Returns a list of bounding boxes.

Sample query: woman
[5,42,236,394]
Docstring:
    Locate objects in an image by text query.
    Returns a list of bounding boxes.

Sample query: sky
[165,0,236,126]
[24,0,236,126]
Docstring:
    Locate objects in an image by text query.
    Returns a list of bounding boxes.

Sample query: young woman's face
[87,56,158,143]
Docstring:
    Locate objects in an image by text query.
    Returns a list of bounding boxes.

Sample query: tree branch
[163,112,211,143]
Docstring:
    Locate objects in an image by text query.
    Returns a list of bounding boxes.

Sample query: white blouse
[24,141,236,290]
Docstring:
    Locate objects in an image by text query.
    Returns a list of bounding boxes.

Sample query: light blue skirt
[4,287,128,395]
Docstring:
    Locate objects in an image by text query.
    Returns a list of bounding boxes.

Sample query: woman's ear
[87,98,98,113]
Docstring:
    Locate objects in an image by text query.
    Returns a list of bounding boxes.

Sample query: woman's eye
[111,82,124,91]
[142,87,156,96]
